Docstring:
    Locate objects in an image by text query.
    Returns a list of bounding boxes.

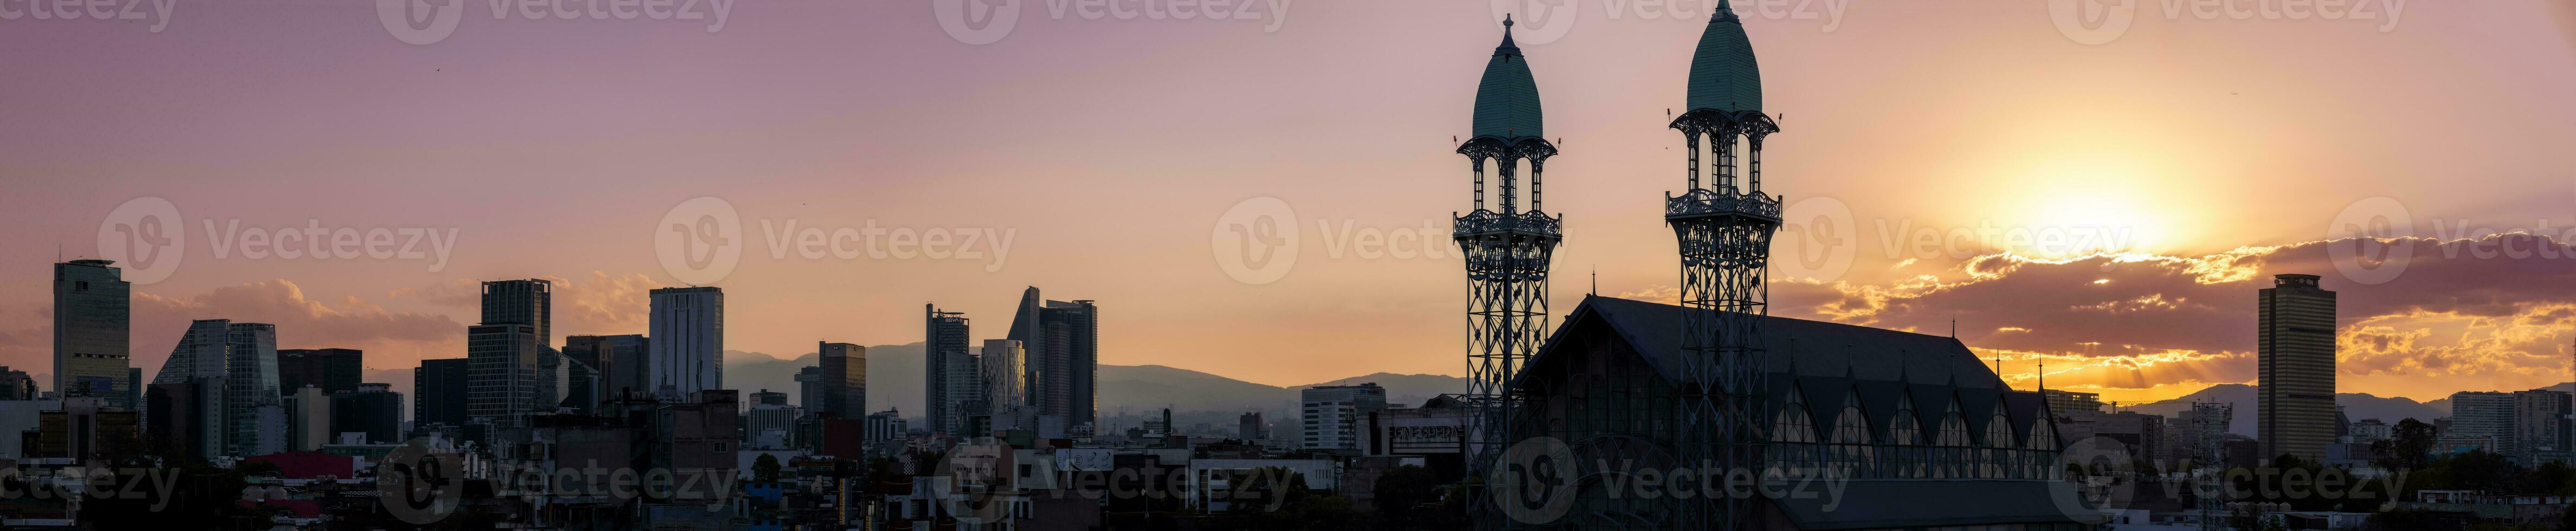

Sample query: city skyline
[5,2,2576,408]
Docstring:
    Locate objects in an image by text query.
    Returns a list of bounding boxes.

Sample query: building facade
[226,322,282,457]
[54,260,132,407]
[331,383,403,444]
[648,287,724,396]
[817,342,867,419]
[924,305,970,436]
[278,348,363,396]
[1009,288,1098,426]
[468,323,542,424]
[415,358,472,430]
[2259,273,2337,462]
[1300,383,1386,451]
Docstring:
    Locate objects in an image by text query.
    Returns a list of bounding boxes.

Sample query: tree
[1371,465,1458,530]
[2373,418,2437,470]
[753,453,782,482]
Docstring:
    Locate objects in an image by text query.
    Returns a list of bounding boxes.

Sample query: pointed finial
[1504,13,1514,28]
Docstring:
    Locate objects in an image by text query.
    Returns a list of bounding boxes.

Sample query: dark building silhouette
[817,342,866,419]
[2259,274,2337,462]
[924,305,971,436]
[278,348,363,396]
[480,279,552,345]
[1008,288,1097,426]
[330,383,403,444]
[415,358,472,430]
[54,260,131,407]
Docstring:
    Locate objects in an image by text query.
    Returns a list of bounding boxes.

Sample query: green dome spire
[1686,0,1762,114]
[1471,15,1543,140]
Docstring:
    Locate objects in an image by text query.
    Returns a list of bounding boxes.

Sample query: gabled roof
[1686,0,1762,114]
[1471,17,1544,140]
[1526,296,2051,448]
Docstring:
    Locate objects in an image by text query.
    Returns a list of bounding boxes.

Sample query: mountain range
[356,343,2562,435]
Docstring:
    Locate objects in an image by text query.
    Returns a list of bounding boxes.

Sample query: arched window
[1935,399,1972,478]
[1986,404,2019,478]
[1831,389,1874,473]
[2027,416,2059,478]
[1889,393,1923,477]
[1774,387,1818,444]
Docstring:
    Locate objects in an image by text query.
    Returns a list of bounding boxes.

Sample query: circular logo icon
[934,0,1022,46]
[2048,0,2137,46]
[655,197,743,286]
[377,437,463,524]
[376,0,467,46]
[930,441,1017,522]
[1211,197,1299,285]
[96,197,184,286]
[1490,0,1577,46]
[1774,196,1856,282]
[2326,196,2412,285]
[2050,436,2140,520]
[1490,436,1577,525]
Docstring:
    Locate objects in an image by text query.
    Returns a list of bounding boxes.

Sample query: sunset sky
[4,0,2575,405]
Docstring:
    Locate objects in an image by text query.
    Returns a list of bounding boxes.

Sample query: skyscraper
[414,358,472,429]
[924,305,971,436]
[648,287,723,396]
[278,348,363,396]
[565,334,651,399]
[151,319,234,458]
[2258,274,2337,462]
[466,323,540,423]
[54,260,131,407]
[481,279,552,345]
[224,322,281,457]
[817,341,867,419]
[1300,383,1386,450]
[331,383,404,444]
[980,339,1025,409]
[1007,288,1098,426]
[2514,388,2571,463]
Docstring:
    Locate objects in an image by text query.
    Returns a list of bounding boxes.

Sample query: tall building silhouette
[224,321,281,457]
[466,323,540,423]
[649,287,724,396]
[924,305,971,436]
[54,260,131,407]
[2258,273,2337,462]
[980,339,1026,410]
[481,279,552,345]
[414,358,472,429]
[278,348,363,396]
[817,341,867,419]
[152,319,235,458]
[1008,288,1097,426]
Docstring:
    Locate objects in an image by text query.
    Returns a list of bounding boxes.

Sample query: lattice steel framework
[1458,134,1561,530]
[1666,108,1780,531]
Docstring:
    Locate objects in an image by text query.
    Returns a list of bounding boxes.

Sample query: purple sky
[4,0,2575,403]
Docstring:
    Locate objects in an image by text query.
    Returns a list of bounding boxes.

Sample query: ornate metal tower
[1457,16,1561,530]
[1668,3,1779,530]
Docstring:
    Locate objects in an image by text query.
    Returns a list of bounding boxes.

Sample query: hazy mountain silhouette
[2123,383,2448,437]
[721,344,1467,422]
